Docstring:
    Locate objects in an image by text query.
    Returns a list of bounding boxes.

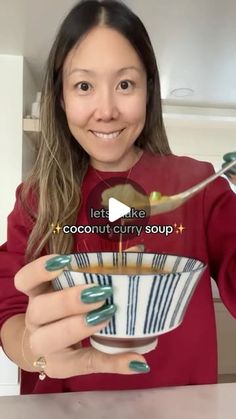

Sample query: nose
[94,89,119,121]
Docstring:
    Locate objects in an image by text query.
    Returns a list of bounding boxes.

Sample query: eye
[118,80,135,91]
[75,81,92,93]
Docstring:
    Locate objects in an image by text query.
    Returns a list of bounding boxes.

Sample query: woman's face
[62,26,147,171]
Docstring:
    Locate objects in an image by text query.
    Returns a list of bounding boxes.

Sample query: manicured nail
[86,304,116,326]
[81,286,113,304]
[44,255,72,271]
[223,151,236,162]
[129,361,150,373]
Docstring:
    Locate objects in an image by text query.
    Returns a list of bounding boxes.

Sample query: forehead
[63,26,145,77]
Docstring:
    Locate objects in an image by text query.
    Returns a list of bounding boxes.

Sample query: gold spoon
[101,159,236,216]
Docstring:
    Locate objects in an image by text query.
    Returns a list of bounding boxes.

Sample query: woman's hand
[14,250,149,379]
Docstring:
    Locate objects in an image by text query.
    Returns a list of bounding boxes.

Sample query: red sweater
[0,151,236,394]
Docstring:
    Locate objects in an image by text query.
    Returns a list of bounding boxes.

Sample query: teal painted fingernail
[86,304,116,326]
[222,161,236,175]
[223,151,236,162]
[81,286,113,303]
[129,361,150,373]
[45,255,72,271]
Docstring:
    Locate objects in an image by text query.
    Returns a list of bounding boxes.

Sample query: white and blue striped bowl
[53,252,206,354]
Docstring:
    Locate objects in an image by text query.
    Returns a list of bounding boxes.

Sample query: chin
[90,152,129,171]
[91,151,125,163]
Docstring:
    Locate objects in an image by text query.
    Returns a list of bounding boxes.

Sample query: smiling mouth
[90,129,124,140]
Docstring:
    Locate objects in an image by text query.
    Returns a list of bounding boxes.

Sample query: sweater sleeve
[0,184,34,341]
[204,176,236,316]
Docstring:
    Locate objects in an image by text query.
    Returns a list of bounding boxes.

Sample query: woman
[0,0,236,395]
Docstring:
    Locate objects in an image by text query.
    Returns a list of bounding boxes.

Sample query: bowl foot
[90,336,158,354]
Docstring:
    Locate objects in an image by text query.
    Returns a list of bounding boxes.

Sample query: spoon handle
[180,159,236,199]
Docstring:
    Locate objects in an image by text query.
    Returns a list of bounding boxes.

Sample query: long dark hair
[22,0,171,262]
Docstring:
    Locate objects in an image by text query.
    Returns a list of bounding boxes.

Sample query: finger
[30,308,116,355]
[27,284,112,327]
[44,347,150,379]
[125,244,145,252]
[15,254,71,296]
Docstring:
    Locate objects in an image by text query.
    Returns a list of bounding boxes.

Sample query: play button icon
[108,198,131,222]
[86,176,150,243]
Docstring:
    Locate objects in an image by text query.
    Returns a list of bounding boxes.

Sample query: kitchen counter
[0,383,235,419]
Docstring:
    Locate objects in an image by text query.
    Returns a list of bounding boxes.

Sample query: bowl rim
[63,251,206,276]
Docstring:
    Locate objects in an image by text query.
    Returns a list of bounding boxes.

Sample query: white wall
[0,55,24,395]
[0,57,37,396]
[0,55,23,241]
[0,56,38,397]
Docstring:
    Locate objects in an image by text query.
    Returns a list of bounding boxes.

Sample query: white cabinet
[0,56,37,396]
[0,349,20,396]
[0,55,24,396]
[215,302,236,374]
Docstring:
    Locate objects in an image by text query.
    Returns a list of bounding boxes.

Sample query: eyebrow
[66,66,142,77]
